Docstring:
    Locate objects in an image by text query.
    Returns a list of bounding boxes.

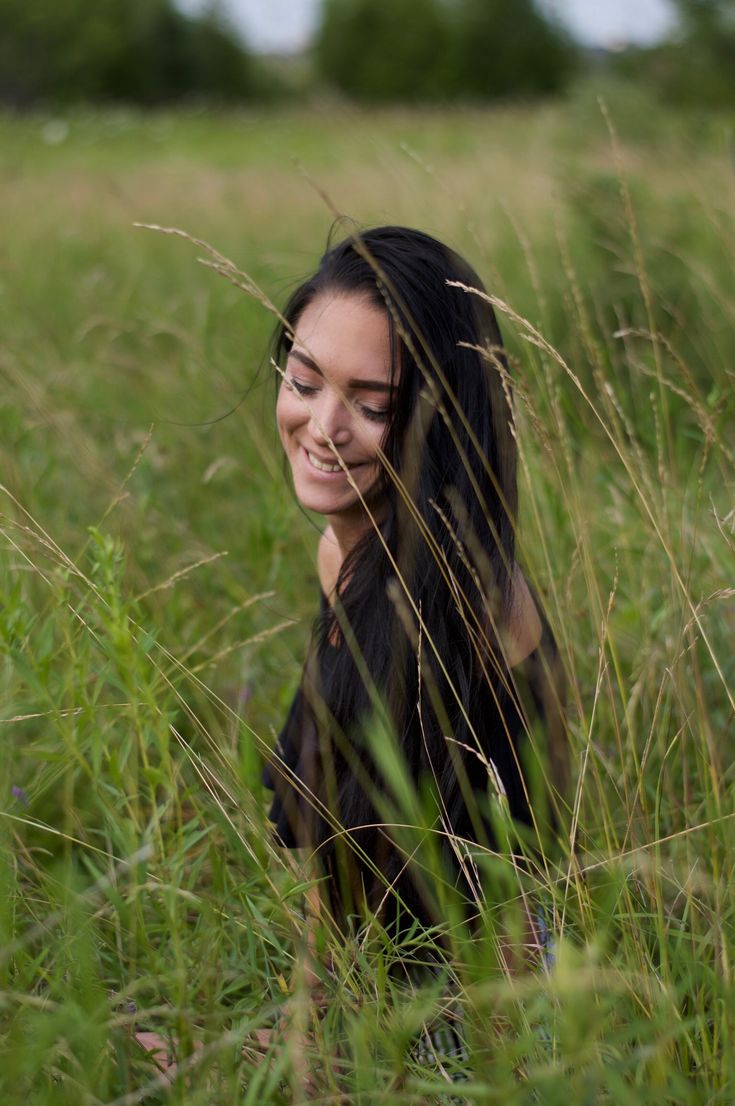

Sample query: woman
[264,224,567,955]
[135,224,566,1084]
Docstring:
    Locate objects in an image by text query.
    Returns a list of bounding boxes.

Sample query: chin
[289,475,346,511]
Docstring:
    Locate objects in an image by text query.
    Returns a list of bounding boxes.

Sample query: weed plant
[0,97,733,1103]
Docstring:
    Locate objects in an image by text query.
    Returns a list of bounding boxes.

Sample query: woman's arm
[503,565,543,669]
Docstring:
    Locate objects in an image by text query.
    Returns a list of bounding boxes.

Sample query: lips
[303,448,358,475]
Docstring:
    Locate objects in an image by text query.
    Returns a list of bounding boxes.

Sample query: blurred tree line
[317,0,735,108]
[0,0,257,106]
[0,0,579,108]
[316,0,577,101]
[1,0,732,109]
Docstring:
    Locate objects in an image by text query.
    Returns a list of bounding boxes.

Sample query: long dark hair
[273,226,551,934]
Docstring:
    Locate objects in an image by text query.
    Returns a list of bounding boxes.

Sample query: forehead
[291,293,393,384]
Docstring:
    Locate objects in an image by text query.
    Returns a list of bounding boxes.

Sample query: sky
[179,0,678,55]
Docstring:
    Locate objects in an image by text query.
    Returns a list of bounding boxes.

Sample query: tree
[316,0,452,102]
[0,0,255,107]
[445,0,576,98]
[315,0,576,103]
[613,0,735,109]
[670,0,735,103]
[0,0,125,105]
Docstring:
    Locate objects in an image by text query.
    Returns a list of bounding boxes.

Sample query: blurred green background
[1,1,734,1102]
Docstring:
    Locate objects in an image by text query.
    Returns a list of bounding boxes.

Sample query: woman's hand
[134,1030,203,1084]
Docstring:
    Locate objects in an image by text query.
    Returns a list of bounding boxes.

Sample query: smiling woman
[265,226,568,949]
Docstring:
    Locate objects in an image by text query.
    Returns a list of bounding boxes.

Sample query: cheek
[355,422,388,462]
[275,386,303,447]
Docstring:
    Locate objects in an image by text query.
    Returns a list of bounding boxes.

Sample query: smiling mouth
[306,449,353,474]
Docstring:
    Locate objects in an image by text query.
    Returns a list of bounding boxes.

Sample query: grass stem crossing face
[276,292,394,542]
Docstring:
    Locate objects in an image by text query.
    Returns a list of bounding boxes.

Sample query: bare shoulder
[317,526,342,604]
[504,564,543,668]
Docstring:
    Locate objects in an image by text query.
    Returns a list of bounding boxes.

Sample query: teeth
[308,451,343,473]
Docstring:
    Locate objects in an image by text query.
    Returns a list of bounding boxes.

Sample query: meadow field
[1,90,733,1103]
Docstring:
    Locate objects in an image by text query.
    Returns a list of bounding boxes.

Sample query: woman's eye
[287,375,387,421]
[289,377,318,397]
[358,404,389,423]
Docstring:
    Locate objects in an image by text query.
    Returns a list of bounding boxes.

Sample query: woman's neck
[323,512,370,563]
[324,500,386,562]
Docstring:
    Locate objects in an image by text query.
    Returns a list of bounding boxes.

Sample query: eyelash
[287,377,389,423]
[288,377,317,397]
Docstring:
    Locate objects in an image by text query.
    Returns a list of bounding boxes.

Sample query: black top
[262,680,314,849]
[262,590,336,849]
[262,589,559,861]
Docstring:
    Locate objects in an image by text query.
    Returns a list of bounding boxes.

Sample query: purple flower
[11,786,29,806]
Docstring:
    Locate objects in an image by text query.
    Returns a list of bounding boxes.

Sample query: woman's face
[276,292,394,532]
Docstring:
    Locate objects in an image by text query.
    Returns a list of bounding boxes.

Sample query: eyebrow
[288,349,394,392]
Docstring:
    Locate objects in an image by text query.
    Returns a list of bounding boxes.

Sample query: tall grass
[0,97,733,1102]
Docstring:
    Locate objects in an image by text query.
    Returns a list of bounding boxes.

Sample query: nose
[308,391,351,448]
